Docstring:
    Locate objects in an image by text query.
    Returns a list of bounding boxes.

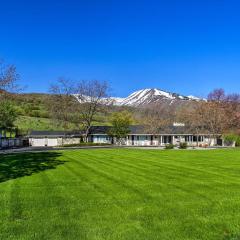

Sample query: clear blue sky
[1,0,240,97]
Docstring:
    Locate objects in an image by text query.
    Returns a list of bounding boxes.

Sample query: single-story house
[28,125,223,147]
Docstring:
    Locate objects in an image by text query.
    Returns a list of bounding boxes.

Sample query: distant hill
[9,93,117,132]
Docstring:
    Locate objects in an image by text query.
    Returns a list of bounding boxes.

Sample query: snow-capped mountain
[110,88,201,106]
[74,88,202,107]
[187,95,202,101]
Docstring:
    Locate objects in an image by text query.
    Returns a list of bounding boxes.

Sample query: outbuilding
[28,131,83,147]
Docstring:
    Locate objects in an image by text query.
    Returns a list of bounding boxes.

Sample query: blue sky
[1,0,240,97]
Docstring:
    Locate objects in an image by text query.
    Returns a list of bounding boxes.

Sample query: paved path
[0,146,118,154]
[0,145,226,155]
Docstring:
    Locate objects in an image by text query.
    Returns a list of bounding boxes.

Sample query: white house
[28,125,222,147]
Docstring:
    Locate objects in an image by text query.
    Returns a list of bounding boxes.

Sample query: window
[163,136,171,144]
[192,136,203,142]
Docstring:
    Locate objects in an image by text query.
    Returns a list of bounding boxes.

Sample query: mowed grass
[1,149,240,240]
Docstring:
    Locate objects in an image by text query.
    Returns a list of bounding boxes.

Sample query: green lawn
[1,149,240,240]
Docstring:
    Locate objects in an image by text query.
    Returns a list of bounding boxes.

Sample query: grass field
[1,149,240,239]
[15,115,111,133]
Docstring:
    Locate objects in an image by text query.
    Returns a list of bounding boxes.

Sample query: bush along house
[28,124,223,147]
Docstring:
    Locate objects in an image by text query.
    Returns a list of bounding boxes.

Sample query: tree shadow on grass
[0,152,66,183]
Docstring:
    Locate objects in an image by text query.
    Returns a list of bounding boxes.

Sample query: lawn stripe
[65,153,153,201]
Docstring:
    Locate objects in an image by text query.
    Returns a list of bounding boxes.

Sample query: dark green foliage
[224,134,240,147]
[179,142,188,149]
[236,138,240,147]
[0,100,17,130]
[165,143,174,149]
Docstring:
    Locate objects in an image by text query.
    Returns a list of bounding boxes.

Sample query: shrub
[224,134,240,147]
[236,136,240,147]
[179,142,188,149]
[165,144,174,149]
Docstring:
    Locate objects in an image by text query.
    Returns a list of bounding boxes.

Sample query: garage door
[47,138,58,147]
[32,138,46,147]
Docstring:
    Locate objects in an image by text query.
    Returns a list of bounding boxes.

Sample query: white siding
[31,138,46,147]
[47,138,58,147]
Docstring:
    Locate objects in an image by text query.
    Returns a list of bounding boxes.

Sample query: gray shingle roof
[88,126,112,134]
[28,130,83,137]
[128,125,193,135]
[29,125,199,137]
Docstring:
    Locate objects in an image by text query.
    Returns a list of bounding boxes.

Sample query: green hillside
[11,93,126,133]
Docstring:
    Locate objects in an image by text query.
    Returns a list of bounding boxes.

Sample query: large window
[192,136,204,142]
[163,136,172,144]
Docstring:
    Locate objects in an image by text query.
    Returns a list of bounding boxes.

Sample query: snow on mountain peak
[187,95,201,101]
[74,88,202,106]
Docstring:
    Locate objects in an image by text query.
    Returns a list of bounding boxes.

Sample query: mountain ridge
[110,88,201,106]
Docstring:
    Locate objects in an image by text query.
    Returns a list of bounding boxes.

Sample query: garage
[31,138,46,147]
[47,138,58,147]
[28,131,83,147]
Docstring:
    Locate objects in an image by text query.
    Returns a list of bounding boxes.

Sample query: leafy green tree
[0,100,17,137]
[108,111,133,145]
[224,134,240,147]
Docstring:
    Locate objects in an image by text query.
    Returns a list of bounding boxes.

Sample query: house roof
[88,126,112,134]
[29,125,203,137]
[128,125,193,135]
[28,130,83,138]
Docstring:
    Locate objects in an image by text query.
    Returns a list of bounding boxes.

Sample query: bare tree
[177,101,206,146]
[49,78,77,131]
[178,89,240,146]
[75,80,109,141]
[0,60,20,98]
[141,103,176,134]
[224,93,240,132]
[206,89,234,136]
[207,88,225,102]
